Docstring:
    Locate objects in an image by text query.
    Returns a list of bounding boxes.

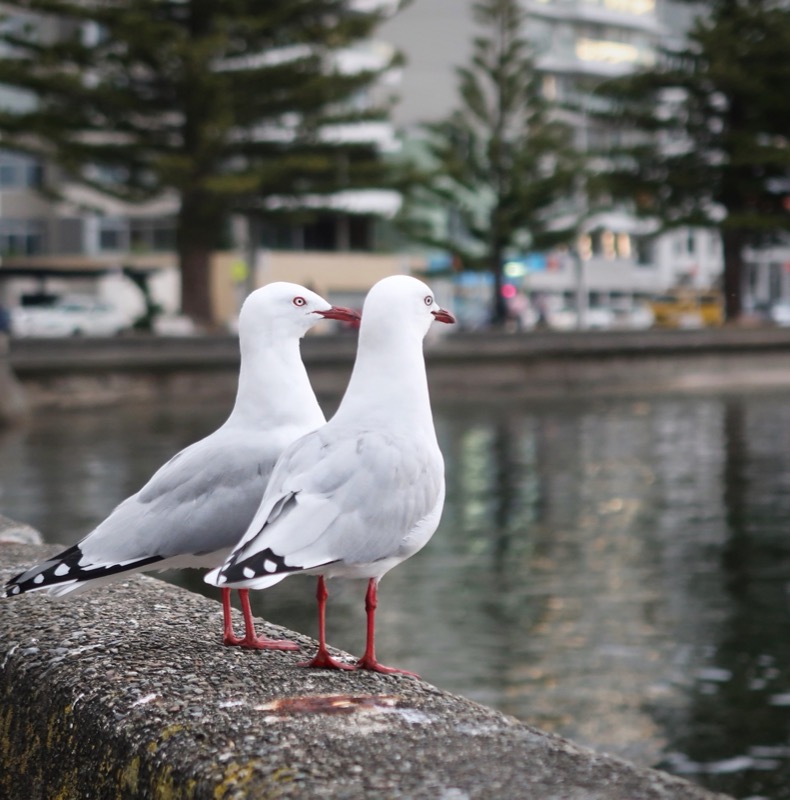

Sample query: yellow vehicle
[649,290,724,328]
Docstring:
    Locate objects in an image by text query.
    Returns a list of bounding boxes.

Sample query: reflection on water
[2,392,790,798]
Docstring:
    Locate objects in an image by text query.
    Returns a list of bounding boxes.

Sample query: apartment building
[383,0,726,323]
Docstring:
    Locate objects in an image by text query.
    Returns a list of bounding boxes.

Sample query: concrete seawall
[8,326,790,409]
[0,536,731,800]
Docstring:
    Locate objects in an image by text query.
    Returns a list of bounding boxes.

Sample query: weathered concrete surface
[10,327,790,409]
[0,334,28,424]
[0,542,731,800]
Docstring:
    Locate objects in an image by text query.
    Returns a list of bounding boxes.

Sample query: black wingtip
[4,544,165,597]
[220,546,305,584]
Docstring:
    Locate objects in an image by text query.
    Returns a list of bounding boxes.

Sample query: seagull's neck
[334,329,434,428]
[225,335,324,430]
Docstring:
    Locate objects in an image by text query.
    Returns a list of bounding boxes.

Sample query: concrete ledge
[0,542,730,799]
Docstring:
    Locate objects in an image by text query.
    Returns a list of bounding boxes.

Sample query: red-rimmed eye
[293,296,306,307]
[424,295,433,306]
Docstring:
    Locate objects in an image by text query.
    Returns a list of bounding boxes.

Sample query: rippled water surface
[2,391,790,799]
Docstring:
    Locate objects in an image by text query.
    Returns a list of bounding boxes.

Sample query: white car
[770,302,790,327]
[548,306,615,331]
[10,295,131,337]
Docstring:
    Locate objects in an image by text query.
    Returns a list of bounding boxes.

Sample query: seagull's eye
[293,296,306,307]
[424,295,433,306]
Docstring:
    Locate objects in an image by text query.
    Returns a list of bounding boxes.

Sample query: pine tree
[595,0,790,321]
[400,0,580,326]
[0,1,401,325]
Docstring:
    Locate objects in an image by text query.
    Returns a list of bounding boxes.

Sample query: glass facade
[527,0,663,77]
[0,151,43,189]
[531,0,655,16]
[96,217,176,253]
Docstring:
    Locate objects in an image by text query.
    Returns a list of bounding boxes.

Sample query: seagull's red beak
[314,306,361,324]
[432,308,456,324]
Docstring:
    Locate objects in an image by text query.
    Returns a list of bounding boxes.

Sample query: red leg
[221,588,299,651]
[221,588,240,645]
[355,579,419,677]
[298,576,354,670]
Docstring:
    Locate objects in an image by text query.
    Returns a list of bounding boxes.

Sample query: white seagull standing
[206,275,455,675]
[3,283,360,651]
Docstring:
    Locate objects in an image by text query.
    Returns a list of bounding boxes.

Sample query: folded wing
[212,425,444,587]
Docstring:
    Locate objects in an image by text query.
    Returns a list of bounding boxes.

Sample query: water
[2,391,790,799]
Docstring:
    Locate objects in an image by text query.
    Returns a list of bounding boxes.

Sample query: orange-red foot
[223,633,300,651]
[298,648,356,670]
[355,656,419,677]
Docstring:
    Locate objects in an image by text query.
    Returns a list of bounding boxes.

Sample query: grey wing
[79,430,278,564]
[226,429,335,558]
[223,427,445,578]
[317,429,445,565]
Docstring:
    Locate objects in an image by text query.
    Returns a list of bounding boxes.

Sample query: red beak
[432,308,456,324]
[314,306,361,324]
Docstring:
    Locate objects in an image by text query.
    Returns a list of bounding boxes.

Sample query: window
[0,164,16,186]
[633,235,654,266]
[98,218,127,251]
[0,219,45,255]
[129,218,176,252]
[0,150,43,188]
[616,233,631,259]
[581,0,655,14]
[770,263,782,299]
[600,230,616,259]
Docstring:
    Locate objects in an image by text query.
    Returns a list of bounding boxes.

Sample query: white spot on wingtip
[33,574,45,584]
[264,559,276,573]
[53,563,71,577]
[243,567,255,579]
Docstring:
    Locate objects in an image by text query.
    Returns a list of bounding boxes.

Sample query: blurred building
[382,0,787,324]
[524,0,722,297]
[0,2,786,326]
[0,5,406,327]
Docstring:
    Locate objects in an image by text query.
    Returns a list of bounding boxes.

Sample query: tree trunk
[177,193,222,329]
[721,227,745,322]
[179,243,214,329]
[489,204,507,326]
[490,247,507,327]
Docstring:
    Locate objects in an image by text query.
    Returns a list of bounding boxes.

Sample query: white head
[238,282,359,343]
[359,275,455,344]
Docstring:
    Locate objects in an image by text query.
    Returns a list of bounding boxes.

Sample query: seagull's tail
[3,544,164,599]
[204,566,224,586]
[204,565,287,591]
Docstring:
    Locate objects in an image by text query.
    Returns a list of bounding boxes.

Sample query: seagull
[206,275,455,675]
[3,283,360,651]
